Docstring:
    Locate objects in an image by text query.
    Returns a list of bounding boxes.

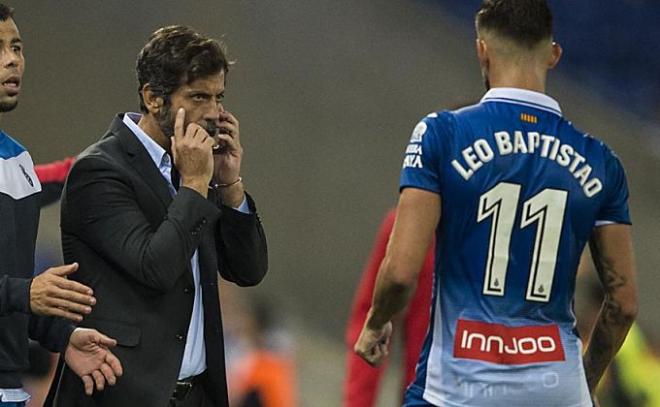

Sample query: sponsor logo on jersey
[403,121,428,169]
[453,319,565,365]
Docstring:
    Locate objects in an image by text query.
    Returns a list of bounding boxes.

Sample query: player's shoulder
[411,102,485,140]
[423,102,485,122]
[559,117,621,163]
[0,130,27,160]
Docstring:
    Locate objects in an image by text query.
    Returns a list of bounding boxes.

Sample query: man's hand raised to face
[30,262,96,322]
[213,110,245,208]
[170,107,216,198]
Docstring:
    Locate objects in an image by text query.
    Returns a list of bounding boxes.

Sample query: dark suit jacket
[45,114,268,407]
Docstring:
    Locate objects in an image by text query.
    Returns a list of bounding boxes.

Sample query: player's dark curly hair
[476,0,553,48]
[0,3,14,21]
[136,25,230,113]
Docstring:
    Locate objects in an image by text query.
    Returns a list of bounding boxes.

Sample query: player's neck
[488,65,547,94]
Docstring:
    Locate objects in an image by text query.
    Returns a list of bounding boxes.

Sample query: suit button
[183,286,192,294]
[175,334,185,342]
[201,218,207,225]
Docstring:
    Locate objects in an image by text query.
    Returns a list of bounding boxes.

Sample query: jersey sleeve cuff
[399,183,442,195]
[595,219,632,227]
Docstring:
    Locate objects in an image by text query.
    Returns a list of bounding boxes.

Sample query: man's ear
[548,41,563,69]
[141,84,164,114]
[476,38,489,68]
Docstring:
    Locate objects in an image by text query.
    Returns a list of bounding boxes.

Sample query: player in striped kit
[354,1,638,406]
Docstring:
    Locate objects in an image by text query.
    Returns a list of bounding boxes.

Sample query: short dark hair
[136,25,230,113]
[0,3,14,21]
[476,0,553,48]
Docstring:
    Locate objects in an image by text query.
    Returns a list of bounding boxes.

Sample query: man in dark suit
[46,25,268,407]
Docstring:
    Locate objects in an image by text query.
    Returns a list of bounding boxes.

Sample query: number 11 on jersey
[478,182,568,303]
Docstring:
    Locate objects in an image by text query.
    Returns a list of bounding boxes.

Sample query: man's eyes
[191,94,224,103]
[192,94,209,102]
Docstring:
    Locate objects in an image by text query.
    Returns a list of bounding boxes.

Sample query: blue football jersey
[400,88,630,407]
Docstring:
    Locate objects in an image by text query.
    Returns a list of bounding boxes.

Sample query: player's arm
[344,210,396,407]
[354,188,440,366]
[35,156,75,207]
[583,224,638,393]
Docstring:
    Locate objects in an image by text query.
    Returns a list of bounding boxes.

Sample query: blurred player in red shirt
[34,157,74,206]
[343,209,434,406]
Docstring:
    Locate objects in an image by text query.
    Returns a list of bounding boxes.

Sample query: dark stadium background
[6,1,659,405]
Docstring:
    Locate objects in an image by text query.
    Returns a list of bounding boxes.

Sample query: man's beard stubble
[156,103,221,140]
[155,103,176,139]
[0,100,18,113]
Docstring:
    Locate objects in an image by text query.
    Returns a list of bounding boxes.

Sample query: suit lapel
[107,114,173,209]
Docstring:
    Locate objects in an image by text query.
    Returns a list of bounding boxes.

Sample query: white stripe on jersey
[0,151,42,200]
[424,281,444,405]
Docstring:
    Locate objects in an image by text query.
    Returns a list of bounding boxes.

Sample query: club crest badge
[410,121,427,143]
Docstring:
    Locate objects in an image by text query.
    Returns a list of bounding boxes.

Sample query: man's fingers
[214,133,239,150]
[54,277,95,297]
[95,333,118,349]
[354,342,381,367]
[105,350,124,377]
[170,137,178,162]
[202,135,216,150]
[217,124,237,138]
[219,111,238,126]
[359,346,383,367]
[52,285,96,306]
[383,333,391,348]
[378,342,389,358]
[49,263,79,277]
[370,346,386,367]
[46,306,84,322]
[99,363,117,386]
[174,108,186,139]
[92,369,106,392]
[187,123,209,141]
[82,374,94,396]
[47,296,92,316]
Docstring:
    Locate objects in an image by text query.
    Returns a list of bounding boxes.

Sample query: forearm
[216,179,245,208]
[35,157,75,207]
[367,259,417,329]
[584,224,638,393]
[215,193,268,286]
[367,190,438,329]
[583,296,635,391]
[29,314,75,353]
[0,275,32,316]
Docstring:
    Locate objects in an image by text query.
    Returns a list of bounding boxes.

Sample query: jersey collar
[481,87,562,117]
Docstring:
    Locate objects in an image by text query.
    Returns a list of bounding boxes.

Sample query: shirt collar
[122,113,170,169]
[481,87,562,116]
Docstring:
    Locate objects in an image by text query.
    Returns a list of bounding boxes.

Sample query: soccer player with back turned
[354,1,638,406]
